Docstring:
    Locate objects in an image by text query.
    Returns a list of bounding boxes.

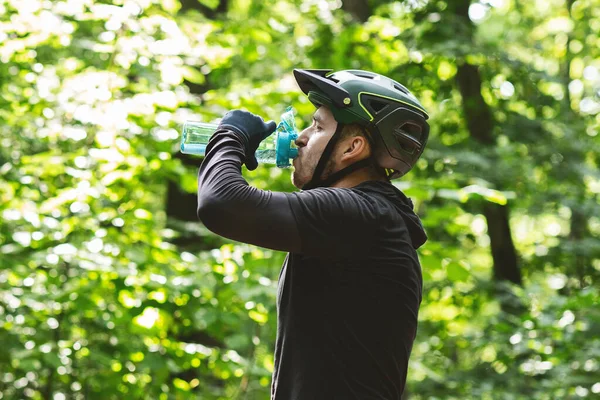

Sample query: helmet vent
[354,72,375,79]
[394,122,423,154]
[367,99,388,114]
[393,83,410,95]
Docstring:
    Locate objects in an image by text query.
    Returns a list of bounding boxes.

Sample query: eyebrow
[312,114,323,123]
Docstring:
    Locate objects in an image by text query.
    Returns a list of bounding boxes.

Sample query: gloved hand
[218,110,277,171]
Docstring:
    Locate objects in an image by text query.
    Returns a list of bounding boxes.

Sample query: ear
[339,136,369,163]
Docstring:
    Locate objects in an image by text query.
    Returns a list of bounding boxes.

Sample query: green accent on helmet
[357,91,429,121]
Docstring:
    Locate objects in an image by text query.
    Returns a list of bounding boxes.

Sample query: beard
[292,154,336,189]
[291,158,312,189]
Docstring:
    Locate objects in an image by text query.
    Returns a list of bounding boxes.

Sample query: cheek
[305,133,329,156]
[297,132,329,165]
[302,142,322,169]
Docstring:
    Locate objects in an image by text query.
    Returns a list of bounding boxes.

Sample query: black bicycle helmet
[293,69,429,188]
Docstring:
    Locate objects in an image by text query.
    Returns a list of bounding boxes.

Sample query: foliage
[0,0,599,399]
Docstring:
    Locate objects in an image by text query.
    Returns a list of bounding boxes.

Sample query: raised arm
[197,110,379,258]
[197,127,302,253]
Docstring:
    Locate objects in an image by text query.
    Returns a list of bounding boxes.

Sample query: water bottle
[181,107,299,168]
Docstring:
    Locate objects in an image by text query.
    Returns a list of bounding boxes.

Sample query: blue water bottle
[181,107,299,168]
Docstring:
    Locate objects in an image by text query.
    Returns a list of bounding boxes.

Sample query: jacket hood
[360,181,428,249]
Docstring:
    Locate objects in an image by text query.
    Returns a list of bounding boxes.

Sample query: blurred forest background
[1,0,599,399]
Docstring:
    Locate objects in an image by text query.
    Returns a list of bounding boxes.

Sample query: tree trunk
[452,0,522,285]
[563,0,590,284]
[165,152,202,224]
[342,0,371,23]
[483,203,521,284]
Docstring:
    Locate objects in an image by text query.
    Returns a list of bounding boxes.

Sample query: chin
[291,171,307,189]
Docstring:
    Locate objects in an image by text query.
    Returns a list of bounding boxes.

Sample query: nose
[295,127,310,148]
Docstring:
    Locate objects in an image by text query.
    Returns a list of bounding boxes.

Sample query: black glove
[218,110,277,171]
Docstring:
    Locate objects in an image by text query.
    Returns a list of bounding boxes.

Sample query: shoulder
[287,186,381,219]
[349,181,401,214]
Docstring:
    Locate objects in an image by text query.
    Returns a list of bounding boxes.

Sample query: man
[197,69,430,399]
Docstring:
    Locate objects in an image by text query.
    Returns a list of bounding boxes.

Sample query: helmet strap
[312,158,373,189]
[302,123,375,190]
[302,122,345,190]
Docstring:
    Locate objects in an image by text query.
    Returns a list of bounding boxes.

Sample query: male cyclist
[197,69,430,399]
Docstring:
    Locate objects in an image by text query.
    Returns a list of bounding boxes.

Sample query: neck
[331,166,386,188]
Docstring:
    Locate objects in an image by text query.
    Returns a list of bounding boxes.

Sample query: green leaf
[446,262,470,282]
[181,66,206,85]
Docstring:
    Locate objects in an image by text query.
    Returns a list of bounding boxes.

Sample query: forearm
[196,130,301,252]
